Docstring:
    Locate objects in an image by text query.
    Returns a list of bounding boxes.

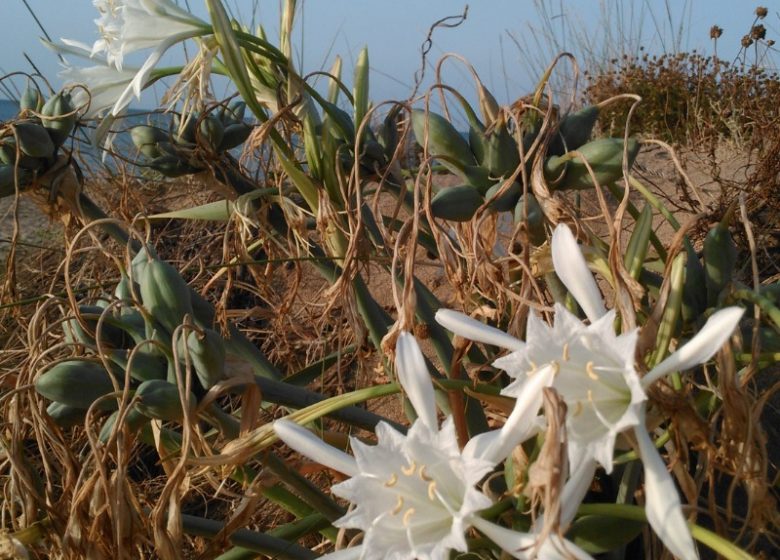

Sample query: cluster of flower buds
[0,86,77,195]
[413,90,638,232]
[37,247,229,442]
[130,102,253,177]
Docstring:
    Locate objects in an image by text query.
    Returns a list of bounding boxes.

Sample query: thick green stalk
[215,514,330,560]
[180,513,316,560]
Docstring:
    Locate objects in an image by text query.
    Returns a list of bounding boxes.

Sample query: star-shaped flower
[436,224,744,560]
[275,331,592,560]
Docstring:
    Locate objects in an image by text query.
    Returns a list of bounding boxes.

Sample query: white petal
[435,309,525,351]
[273,419,358,477]
[129,38,171,97]
[463,363,554,464]
[111,82,136,116]
[57,38,97,57]
[472,517,594,560]
[642,306,744,388]
[634,422,699,560]
[551,224,607,323]
[559,456,597,528]
[396,332,438,431]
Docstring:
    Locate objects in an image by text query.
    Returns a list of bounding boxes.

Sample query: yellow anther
[587,389,595,403]
[419,465,432,482]
[402,508,416,526]
[562,343,570,362]
[384,473,398,487]
[573,401,583,417]
[391,495,404,515]
[401,461,416,476]
[586,361,599,380]
[427,481,438,500]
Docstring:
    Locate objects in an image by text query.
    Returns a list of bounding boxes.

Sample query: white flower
[88,0,209,115]
[435,223,745,560]
[275,331,592,560]
[52,40,137,119]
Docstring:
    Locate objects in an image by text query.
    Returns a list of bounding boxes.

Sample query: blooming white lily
[436,223,744,560]
[89,0,209,115]
[50,40,137,119]
[275,331,593,560]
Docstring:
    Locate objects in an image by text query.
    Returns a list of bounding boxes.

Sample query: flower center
[526,335,633,440]
[381,460,454,527]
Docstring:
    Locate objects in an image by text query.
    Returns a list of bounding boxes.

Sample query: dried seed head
[756,6,768,18]
[414,322,431,340]
[742,34,755,48]
[710,25,723,39]
[751,24,767,41]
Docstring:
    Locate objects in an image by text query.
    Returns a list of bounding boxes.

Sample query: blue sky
[1,1,776,114]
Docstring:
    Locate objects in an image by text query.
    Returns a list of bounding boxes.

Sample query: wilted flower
[436,224,744,560]
[710,25,723,40]
[751,24,767,41]
[275,332,592,560]
[756,6,768,19]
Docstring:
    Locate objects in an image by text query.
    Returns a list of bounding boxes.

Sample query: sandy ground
[0,196,64,267]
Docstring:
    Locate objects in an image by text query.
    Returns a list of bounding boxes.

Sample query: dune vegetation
[0,2,778,558]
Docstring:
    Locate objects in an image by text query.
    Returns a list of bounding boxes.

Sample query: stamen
[384,473,398,487]
[573,401,583,417]
[526,360,538,376]
[551,362,560,376]
[427,481,437,500]
[401,461,416,476]
[586,361,600,380]
[562,343,570,362]
[391,495,404,515]
[418,465,432,482]
[402,508,416,526]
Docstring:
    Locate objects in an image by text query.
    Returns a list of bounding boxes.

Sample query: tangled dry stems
[0,54,778,557]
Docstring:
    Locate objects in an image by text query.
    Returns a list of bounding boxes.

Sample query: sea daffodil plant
[275,331,593,560]
[436,223,744,560]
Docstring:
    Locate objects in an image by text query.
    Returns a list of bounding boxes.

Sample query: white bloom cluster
[53,0,208,116]
[436,224,744,560]
[275,332,592,560]
[276,224,743,559]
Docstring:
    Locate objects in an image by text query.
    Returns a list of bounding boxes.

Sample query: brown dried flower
[756,6,768,18]
[710,25,724,39]
[742,34,755,48]
[751,24,767,41]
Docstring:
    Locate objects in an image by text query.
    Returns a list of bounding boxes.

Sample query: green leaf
[147,189,274,221]
[205,0,267,120]
[567,514,644,554]
[353,46,370,135]
[327,56,343,104]
[277,152,320,212]
[624,203,653,279]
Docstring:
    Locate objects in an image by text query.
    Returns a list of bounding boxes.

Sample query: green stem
[733,289,780,332]
[180,513,316,560]
[215,514,331,560]
[613,430,671,465]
